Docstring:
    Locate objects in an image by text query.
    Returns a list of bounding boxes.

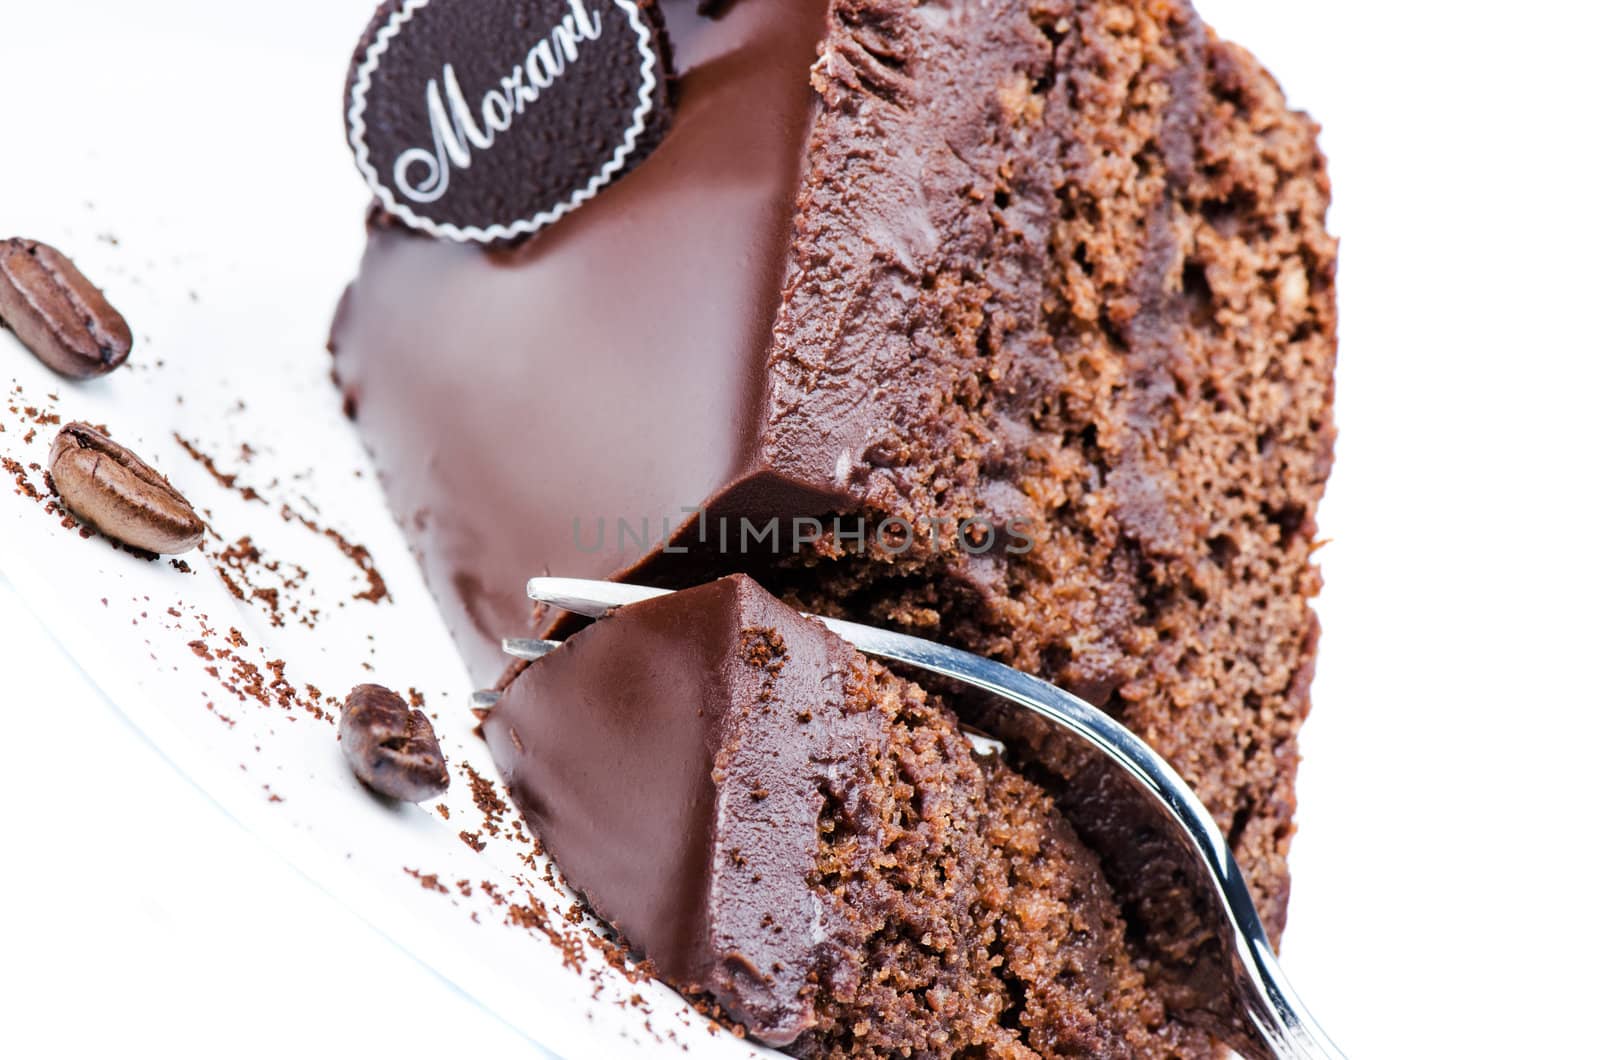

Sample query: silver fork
[477,577,1344,1060]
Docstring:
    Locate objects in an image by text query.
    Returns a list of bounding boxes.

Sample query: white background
[1,0,1598,1056]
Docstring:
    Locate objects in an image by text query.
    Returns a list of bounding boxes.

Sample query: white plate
[0,3,772,1056]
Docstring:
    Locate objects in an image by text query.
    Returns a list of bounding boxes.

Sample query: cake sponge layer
[486,576,1205,1056]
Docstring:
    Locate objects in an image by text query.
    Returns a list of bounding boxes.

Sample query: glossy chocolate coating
[483,575,877,1044]
[331,0,839,680]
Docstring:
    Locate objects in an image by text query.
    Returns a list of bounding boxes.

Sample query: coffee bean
[339,684,450,802]
[48,423,204,554]
[0,239,132,378]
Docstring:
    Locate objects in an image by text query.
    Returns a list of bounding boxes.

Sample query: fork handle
[1241,937,1346,1059]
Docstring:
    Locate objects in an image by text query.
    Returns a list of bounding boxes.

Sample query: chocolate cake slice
[486,575,1200,1056]
[333,0,1335,1014]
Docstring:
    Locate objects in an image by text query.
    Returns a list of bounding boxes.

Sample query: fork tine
[476,637,567,715]
[503,638,563,661]
[526,577,670,617]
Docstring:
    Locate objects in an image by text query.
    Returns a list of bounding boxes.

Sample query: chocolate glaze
[331,0,841,681]
[483,575,880,1044]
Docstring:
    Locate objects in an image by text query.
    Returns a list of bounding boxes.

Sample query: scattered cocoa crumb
[461,762,509,838]
[507,894,587,971]
[3,456,41,501]
[182,622,332,724]
[404,868,450,895]
[173,435,387,609]
[174,433,264,503]
[205,535,311,628]
[281,504,390,604]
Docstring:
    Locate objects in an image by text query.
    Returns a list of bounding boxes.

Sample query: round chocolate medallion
[347,0,670,242]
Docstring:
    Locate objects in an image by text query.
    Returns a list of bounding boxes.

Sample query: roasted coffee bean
[49,423,204,554]
[0,239,132,378]
[339,684,450,802]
